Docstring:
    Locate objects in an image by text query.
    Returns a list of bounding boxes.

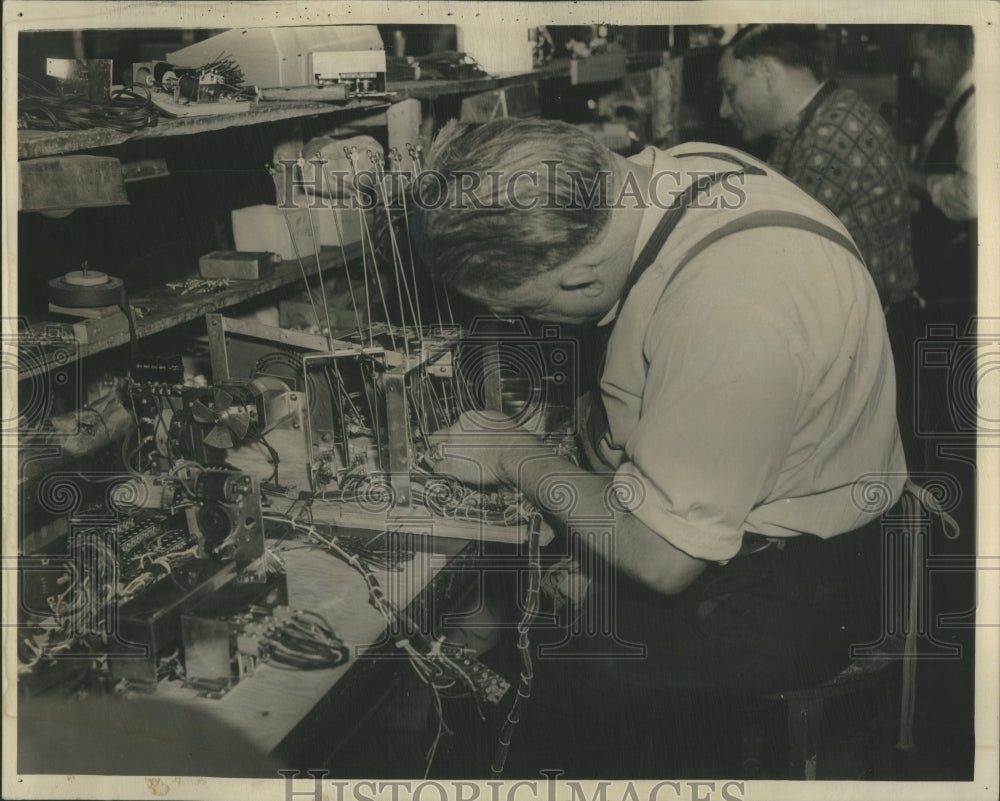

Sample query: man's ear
[755,57,780,92]
[559,264,603,296]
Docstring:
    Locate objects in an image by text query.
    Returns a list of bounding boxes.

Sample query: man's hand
[426,410,552,487]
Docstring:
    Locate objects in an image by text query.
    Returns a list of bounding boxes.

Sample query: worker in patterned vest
[718,24,922,468]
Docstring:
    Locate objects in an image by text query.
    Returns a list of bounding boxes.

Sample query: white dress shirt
[593,145,906,562]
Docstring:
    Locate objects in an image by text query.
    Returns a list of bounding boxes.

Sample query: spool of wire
[48,269,125,308]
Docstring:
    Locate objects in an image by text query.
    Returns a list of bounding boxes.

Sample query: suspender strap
[620,170,740,304]
[661,209,865,295]
[619,151,771,305]
[673,150,769,175]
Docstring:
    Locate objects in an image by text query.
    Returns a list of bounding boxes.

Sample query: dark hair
[914,25,975,55]
[728,24,820,74]
[414,118,614,291]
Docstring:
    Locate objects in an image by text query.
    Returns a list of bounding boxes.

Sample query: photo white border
[3,2,997,800]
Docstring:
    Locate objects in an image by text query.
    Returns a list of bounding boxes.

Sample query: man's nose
[719,92,733,119]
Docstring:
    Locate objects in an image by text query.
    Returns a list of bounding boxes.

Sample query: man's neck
[610,152,652,258]
[774,69,823,130]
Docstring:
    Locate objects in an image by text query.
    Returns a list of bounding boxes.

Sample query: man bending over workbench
[413,119,906,777]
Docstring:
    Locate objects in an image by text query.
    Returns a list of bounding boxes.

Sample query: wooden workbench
[15,523,483,777]
[154,527,477,767]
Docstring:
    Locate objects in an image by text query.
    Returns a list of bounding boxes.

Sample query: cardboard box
[198,251,275,280]
[232,205,317,261]
[233,200,368,261]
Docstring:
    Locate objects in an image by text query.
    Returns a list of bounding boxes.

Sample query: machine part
[311,49,387,95]
[195,469,253,505]
[179,572,288,697]
[131,353,185,385]
[170,393,223,465]
[126,381,186,470]
[184,469,265,568]
[300,342,556,545]
[176,71,225,103]
[435,648,510,706]
[186,376,295,450]
[202,314,551,543]
[108,560,237,688]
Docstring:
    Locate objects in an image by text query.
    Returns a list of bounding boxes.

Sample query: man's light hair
[414,118,614,292]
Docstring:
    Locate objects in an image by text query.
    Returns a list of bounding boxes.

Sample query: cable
[490,513,542,778]
[18,75,166,132]
[257,433,281,486]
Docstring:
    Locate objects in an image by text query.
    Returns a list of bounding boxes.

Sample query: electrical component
[179,571,290,698]
[183,468,266,569]
[311,50,387,96]
[126,57,256,104]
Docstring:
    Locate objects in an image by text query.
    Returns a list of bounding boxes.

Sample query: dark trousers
[504,517,886,778]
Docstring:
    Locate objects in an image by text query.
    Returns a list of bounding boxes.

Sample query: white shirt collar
[792,80,827,117]
[944,69,975,111]
[597,146,659,328]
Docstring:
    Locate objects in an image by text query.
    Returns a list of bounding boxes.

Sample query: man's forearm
[508,453,706,595]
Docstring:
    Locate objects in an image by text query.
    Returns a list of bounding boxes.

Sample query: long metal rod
[323,177,368,345]
[267,165,324,333]
[373,151,422,341]
[346,146,398,352]
[367,151,414,360]
[300,157,336,350]
[395,146,444,331]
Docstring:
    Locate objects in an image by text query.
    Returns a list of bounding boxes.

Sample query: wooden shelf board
[17,100,388,160]
[17,54,671,159]
[18,241,364,380]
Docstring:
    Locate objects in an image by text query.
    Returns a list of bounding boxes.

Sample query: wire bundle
[410,465,528,526]
[18,74,166,132]
[490,513,542,777]
[18,524,196,679]
[263,609,350,670]
[276,518,494,777]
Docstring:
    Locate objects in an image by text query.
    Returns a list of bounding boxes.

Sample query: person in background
[906,25,976,310]
[718,23,921,467]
